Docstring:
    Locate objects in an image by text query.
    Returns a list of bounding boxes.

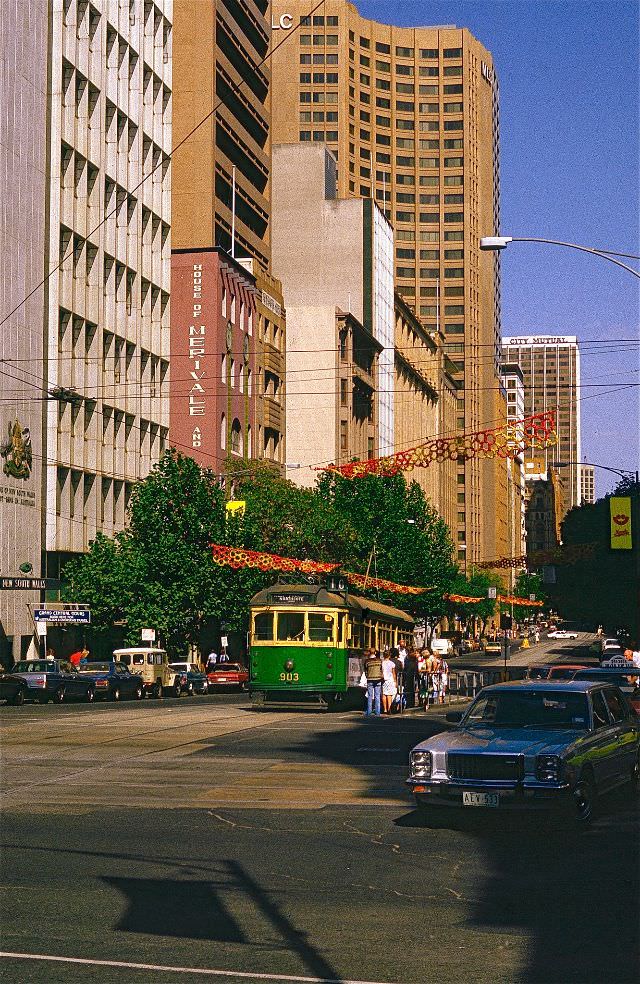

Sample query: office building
[0,0,172,664]
[172,0,271,267]
[270,0,504,564]
[502,335,582,512]
[271,144,386,483]
[524,458,565,555]
[580,464,595,505]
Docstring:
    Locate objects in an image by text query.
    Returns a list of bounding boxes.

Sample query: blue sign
[34,609,91,624]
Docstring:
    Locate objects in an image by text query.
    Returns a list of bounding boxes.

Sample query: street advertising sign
[601,656,631,668]
[610,497,632,550]
[34,609,90,624]
[0,576,62,590]
[141,628,156,642]
[226,500,246,519]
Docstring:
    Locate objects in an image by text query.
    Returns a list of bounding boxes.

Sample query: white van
[113,648,185,698]
[430,638,453,657]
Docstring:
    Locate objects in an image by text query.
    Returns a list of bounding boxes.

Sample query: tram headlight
[410,750,432,779]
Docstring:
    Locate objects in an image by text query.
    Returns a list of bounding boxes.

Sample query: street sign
[141,628,156,642]
[529,593,536,602]
[487,587,497,599]
[602,656,630,668]
[221,635,228,648]
[0,576,62,590]
[34,608,91,624]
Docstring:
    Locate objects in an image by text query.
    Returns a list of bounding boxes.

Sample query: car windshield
[12,661,52,673]
[548,667,579,680]
[169,664,189,672]
[528,667,551,680]
[464,690,589,728]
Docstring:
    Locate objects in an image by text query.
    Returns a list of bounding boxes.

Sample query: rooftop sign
[502,336,577,346]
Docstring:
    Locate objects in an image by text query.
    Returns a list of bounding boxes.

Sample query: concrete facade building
[1,0,172,664]
[270,0,504,563]
[271,143,386,483]
[580,464,595,505]
[502,334,582,513]
[0,0,49,663]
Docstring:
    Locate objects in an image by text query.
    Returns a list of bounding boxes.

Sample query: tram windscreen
[277,612,305,641]
[308,613,335,642]
[254,612,274,641]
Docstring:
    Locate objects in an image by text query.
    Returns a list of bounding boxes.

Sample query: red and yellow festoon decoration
[211,544,339,574]
[478,543,597,569]
[444,593,544,607]
[211,545,428,595]
[319,411,557,479]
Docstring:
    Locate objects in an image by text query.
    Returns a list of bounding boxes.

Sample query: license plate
[217,678,227,682]
[463,791,499,807]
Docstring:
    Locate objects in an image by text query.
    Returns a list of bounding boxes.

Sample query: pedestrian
[45,646,56,660]
[80,647,90,665]
[439,658,449,705]
[534,629,540,644]
[417,649,428,705]
[381,650,398,714]
[69,647,83,668]
[430,655,442,706]
[363,648,383,717]
[404,648,419,708]
[397,640,408,666]
[206,649,218,672]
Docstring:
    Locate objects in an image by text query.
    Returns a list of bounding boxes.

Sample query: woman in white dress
[381,651,397,714]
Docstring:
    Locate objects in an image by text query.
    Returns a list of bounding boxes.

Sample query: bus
[248,574,414,708]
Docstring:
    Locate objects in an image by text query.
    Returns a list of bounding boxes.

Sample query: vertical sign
[170,252,218,467]
[610,497,632,550]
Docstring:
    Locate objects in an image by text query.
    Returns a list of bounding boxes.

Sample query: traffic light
[500,613,512,630]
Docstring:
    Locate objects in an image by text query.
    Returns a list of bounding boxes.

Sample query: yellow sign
[226,500,246,519]
[610,497,632,550]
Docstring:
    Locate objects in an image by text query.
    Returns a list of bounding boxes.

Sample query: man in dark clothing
[404,649,419,708]
[364,648,383,717]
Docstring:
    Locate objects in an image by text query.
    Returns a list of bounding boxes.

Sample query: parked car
[545,664,588,680]
[573,667,640,715]
[0,659,96,705]
[601,637,622,654]
[207,662,249,691]
[527,664,553,680]
[113,648,186,698]
[77,661,144,701]
[547,630,579,640]
[407,679,639,822]
[169,662,208,695]
[484,641,502,655]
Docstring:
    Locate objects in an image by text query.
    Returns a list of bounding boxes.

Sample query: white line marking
[0,952,395,984]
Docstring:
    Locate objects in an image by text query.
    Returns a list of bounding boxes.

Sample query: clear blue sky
[359,0,640,496]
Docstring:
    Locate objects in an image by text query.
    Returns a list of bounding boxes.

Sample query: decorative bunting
[444,592,544,608]
[318,411,557,479]
[211,544,339,574]
[478,543,596,569]
[211,545,429,594]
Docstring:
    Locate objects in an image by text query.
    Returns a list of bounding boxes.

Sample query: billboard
[610,497,632,550]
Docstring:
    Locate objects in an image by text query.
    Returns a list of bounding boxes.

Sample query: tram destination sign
[0,576,62,591]
[270,593,311,604]
[34,608,91,624]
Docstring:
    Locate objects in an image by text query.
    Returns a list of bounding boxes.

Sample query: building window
[340,421,348,450]
[300,130,311,141]
[300,73,311,83]
[220,414,226,450]
[396,266,415,279]
[444,120,463,130]
[340,378,348,406]
[443,65,463,76]
[444,84,463,95]
[396,63,413,76]
[420,48,438,59]
[231,419,243,456]
[396,46,414,57]
[444,138,463,149]
[376,41,390,54]
[445,267,464,278]
[443,48,462,58]
[444,212,464,223]
[444,102,463,113]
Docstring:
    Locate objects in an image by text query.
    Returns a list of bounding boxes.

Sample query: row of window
[348,33,462,61]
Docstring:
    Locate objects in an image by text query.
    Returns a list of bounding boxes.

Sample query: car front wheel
[111,687,121,702]
[573,774,597,823]
[134,684,144,700]
[154,682,163,699]
[53,687,65,704]
[85,687,95,703]
[10,688,26,706]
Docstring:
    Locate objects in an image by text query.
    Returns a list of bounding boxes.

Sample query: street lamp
[556,461,639,489]
[479,236,640,279]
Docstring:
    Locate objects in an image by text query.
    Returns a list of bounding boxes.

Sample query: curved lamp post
[479,236,640,279]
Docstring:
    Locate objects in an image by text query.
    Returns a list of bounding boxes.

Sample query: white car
[547,630,579,640]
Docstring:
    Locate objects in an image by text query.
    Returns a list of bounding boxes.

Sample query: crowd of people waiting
[362,642,449,717]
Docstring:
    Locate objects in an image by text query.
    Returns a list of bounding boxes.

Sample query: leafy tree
[512,571,546,622]
[65,451,227,653]
[315,471,458,623]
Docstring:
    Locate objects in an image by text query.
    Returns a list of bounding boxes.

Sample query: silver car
[407,680,639,822]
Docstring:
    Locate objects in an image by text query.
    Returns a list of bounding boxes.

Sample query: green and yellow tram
[248,574,414,708]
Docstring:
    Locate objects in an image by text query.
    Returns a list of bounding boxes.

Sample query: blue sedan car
[77,662,144,701]
[407,680,639,822]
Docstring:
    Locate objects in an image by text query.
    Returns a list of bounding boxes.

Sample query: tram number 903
[280,672,299,682]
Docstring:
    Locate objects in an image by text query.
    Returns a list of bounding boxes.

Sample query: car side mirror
[446,710,463,723]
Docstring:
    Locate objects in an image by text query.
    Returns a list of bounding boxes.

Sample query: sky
[359,0,640,496]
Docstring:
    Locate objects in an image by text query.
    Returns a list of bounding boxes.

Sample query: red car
[206,663,249,691]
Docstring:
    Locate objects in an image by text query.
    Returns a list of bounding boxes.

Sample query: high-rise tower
[270,1,504,563]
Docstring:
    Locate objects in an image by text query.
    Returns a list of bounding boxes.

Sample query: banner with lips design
[610,497,632,550]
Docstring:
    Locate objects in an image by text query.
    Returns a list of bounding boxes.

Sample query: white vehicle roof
[113,647,167,655]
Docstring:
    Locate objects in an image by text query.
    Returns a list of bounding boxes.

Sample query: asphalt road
[1,658,638,984]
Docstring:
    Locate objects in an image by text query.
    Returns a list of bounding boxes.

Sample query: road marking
[0,952,395,984]
[356,747,400,752]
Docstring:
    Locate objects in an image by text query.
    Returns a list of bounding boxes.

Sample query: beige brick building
[270,0,506,564]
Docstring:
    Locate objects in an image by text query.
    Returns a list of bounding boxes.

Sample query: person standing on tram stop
[364,648,384,717]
